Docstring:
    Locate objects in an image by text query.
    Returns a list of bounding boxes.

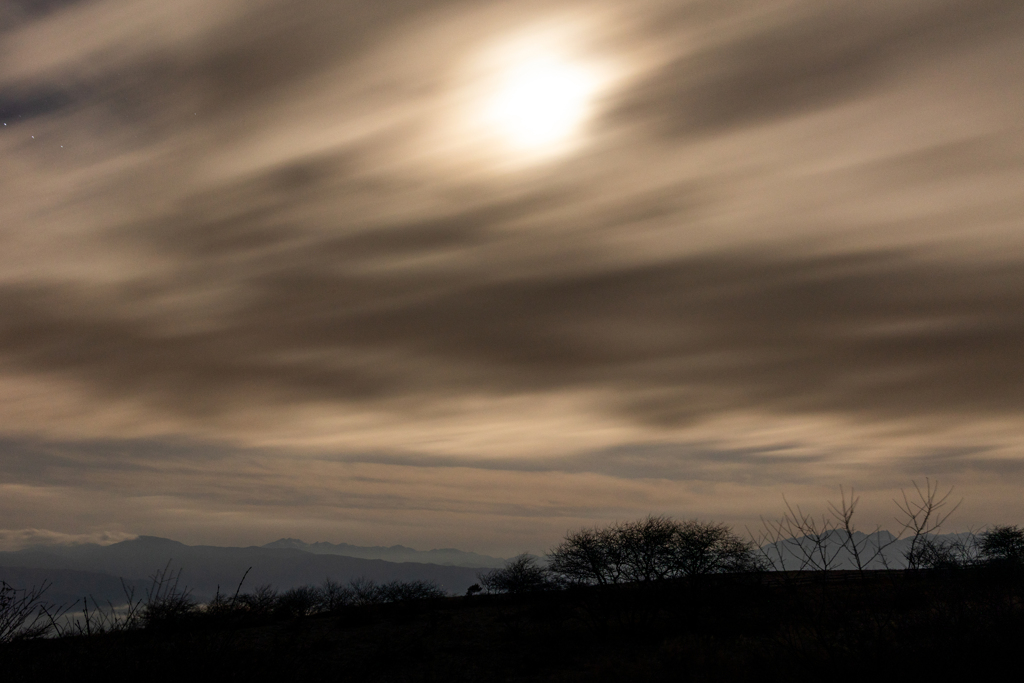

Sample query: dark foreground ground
[3,568,1022,682]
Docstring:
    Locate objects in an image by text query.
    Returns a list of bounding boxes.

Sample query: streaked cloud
[0,0,1021,551]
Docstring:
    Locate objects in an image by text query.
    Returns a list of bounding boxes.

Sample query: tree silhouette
[478,554,552,594]
[548,515,759,586]
[980,525,1024,567]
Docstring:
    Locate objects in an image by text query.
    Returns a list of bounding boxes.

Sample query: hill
[262,538,504,568]
[0,536,483,601]
[2,568,1022,682]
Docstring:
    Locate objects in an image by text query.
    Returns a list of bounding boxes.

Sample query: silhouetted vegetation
[2,490,1022,681]
[549,516,761,586]
[478,554,554,594]
[980,525,1024,567]
[0,581,56,644]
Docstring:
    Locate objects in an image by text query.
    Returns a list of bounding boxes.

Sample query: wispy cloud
[0,0,1022,549]
[0,527,136,552]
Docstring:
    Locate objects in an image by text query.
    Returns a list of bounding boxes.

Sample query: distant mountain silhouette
[262,538,505,568]
[3,530,975,608]
[0,536,484,602]
[0,565,139,607]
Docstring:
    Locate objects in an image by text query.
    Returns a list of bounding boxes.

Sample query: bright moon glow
[448,26,612,166]
[484,55,600,151]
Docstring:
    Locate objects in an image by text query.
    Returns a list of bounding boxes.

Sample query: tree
[828,486,899,573]
[755,482,963,572]
[547,528,613,586]
[673,520,762,575]
[478,554,552,594]
[548,516,760,586]
[755,497,845,572]
[895,479,961,570]
[979,525,1024,566]
[276,586,321,617]
[616,516,680,582]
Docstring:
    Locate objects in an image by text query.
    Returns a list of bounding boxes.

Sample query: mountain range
[1,530,978,608]
[261,538,505,568]
[0,536,496,605]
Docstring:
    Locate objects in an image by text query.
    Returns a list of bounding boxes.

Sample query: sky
[1,0,1022,555]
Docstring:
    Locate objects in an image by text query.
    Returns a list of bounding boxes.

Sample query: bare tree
[317,578,354,611]
[755,483,964,573]
[0,580,58,643]
[240,584,279,615]
[548,516,760,585]
[617,516,679,582]
[672,520,761,576]
[547,528,613,586]
[478,554,552,594]
[276,586,322,617]
[828,486,898,574]
[894,479,961,570]
[757,497,844,572]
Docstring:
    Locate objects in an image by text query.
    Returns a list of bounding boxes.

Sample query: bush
[546,527,617,586]
[980,525,1024,567]
[239,584,279,616]
[141,564,197,629]
[276,586,322,617]
[478,555,553,594]
[548,516,760,586]
[310,577,446,610]
[0,580,56,643]
[378,579,446,602]
[317,578,354,612]
[905,536,978,570]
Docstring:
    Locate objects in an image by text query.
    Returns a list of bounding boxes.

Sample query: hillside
[2,568,1021,682]
[0,537,484,601]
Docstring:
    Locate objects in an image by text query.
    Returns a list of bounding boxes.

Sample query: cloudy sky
[1,0,1022,554]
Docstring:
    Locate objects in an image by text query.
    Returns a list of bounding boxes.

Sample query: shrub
[478,555,553,594]
[671,520,762,576]
[905,536,978,570]
[346,577,384,606]
[0,580,56,643]
[378,579,446,602]
[980,525,1024,567]
[276,586,322,617]
[548,516,760,586]
[317,578,354,612]
[239,584,279,616]
[141,563,197,629]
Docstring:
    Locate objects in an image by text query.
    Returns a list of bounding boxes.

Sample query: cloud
[1,0,1021,437]
[0,0,1022,545]
[0,249,1021,429]
[612,0,1024,137]
[0,527,136,552]
[0,0,89,27]
[0,433,1016,553]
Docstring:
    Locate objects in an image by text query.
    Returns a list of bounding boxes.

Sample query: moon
[484,53,601,152]
[452,26,611,166]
